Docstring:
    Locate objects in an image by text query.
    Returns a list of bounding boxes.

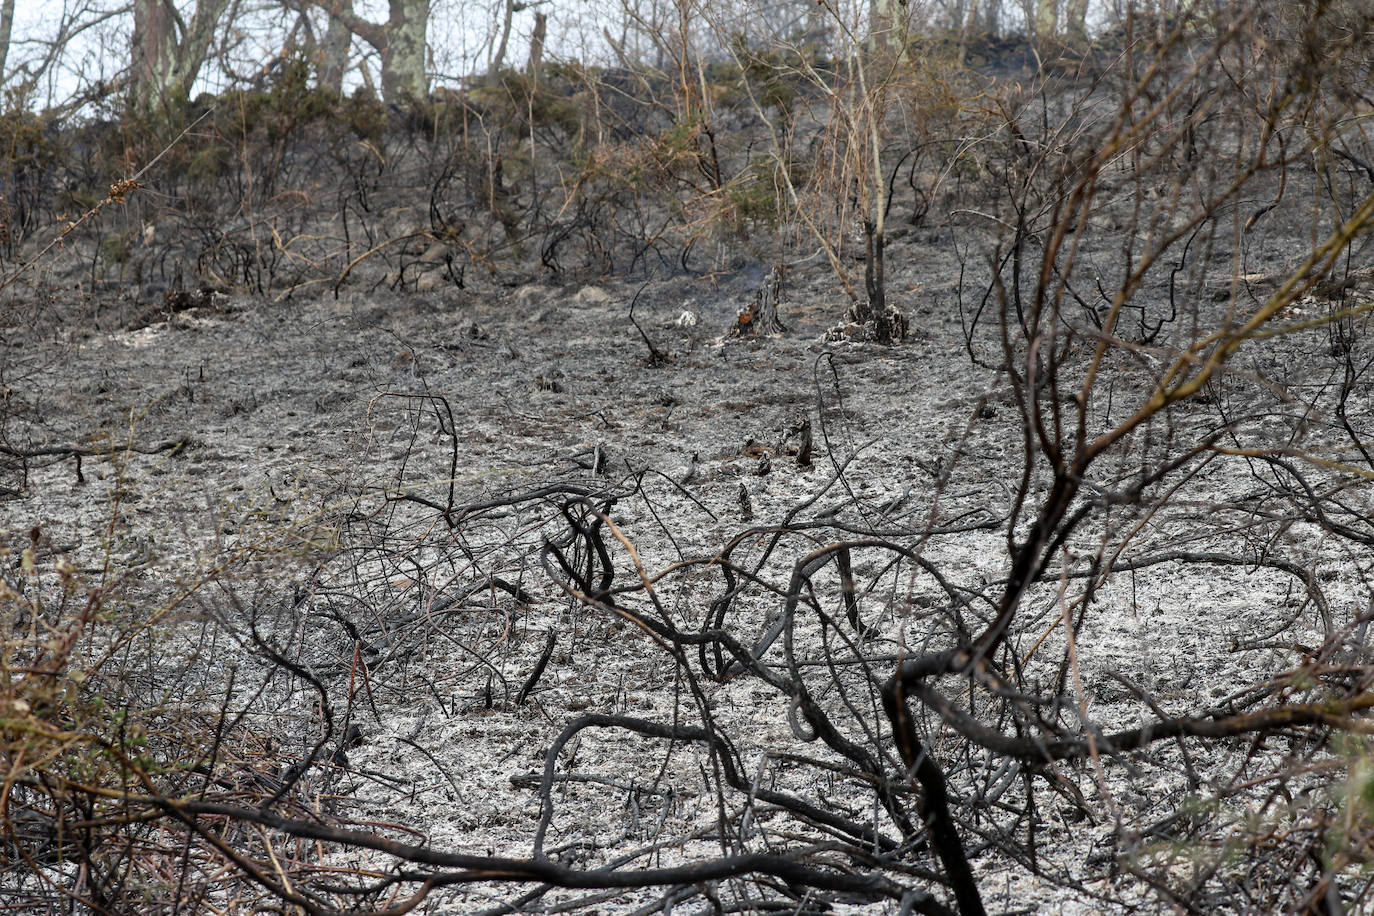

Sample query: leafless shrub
[0,491,345,913]
[10,4,1374,915]
[151,6,1374,915]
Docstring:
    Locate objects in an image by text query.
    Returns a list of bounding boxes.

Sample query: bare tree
[869,0,912,54]
[1064,0,1088,40]
[130,0,232,112]
[490,0,515,73]
[0,0,15,88]
[527,9,546,80]
[308,0,429,102]
[1025,0,1057,45]
[316,1,353,93]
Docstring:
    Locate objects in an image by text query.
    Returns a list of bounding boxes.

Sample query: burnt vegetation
[7,2,1374,915]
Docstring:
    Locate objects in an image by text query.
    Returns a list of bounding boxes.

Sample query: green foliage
[720,161,786,233]
[184,140,232,184]
[0,95,62,257]
[215,55,347,143]
[464,68,585,140]
[341,88,388,143]
[0,546,143,812]
[713,43,812,114]
[98,230,135,266]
